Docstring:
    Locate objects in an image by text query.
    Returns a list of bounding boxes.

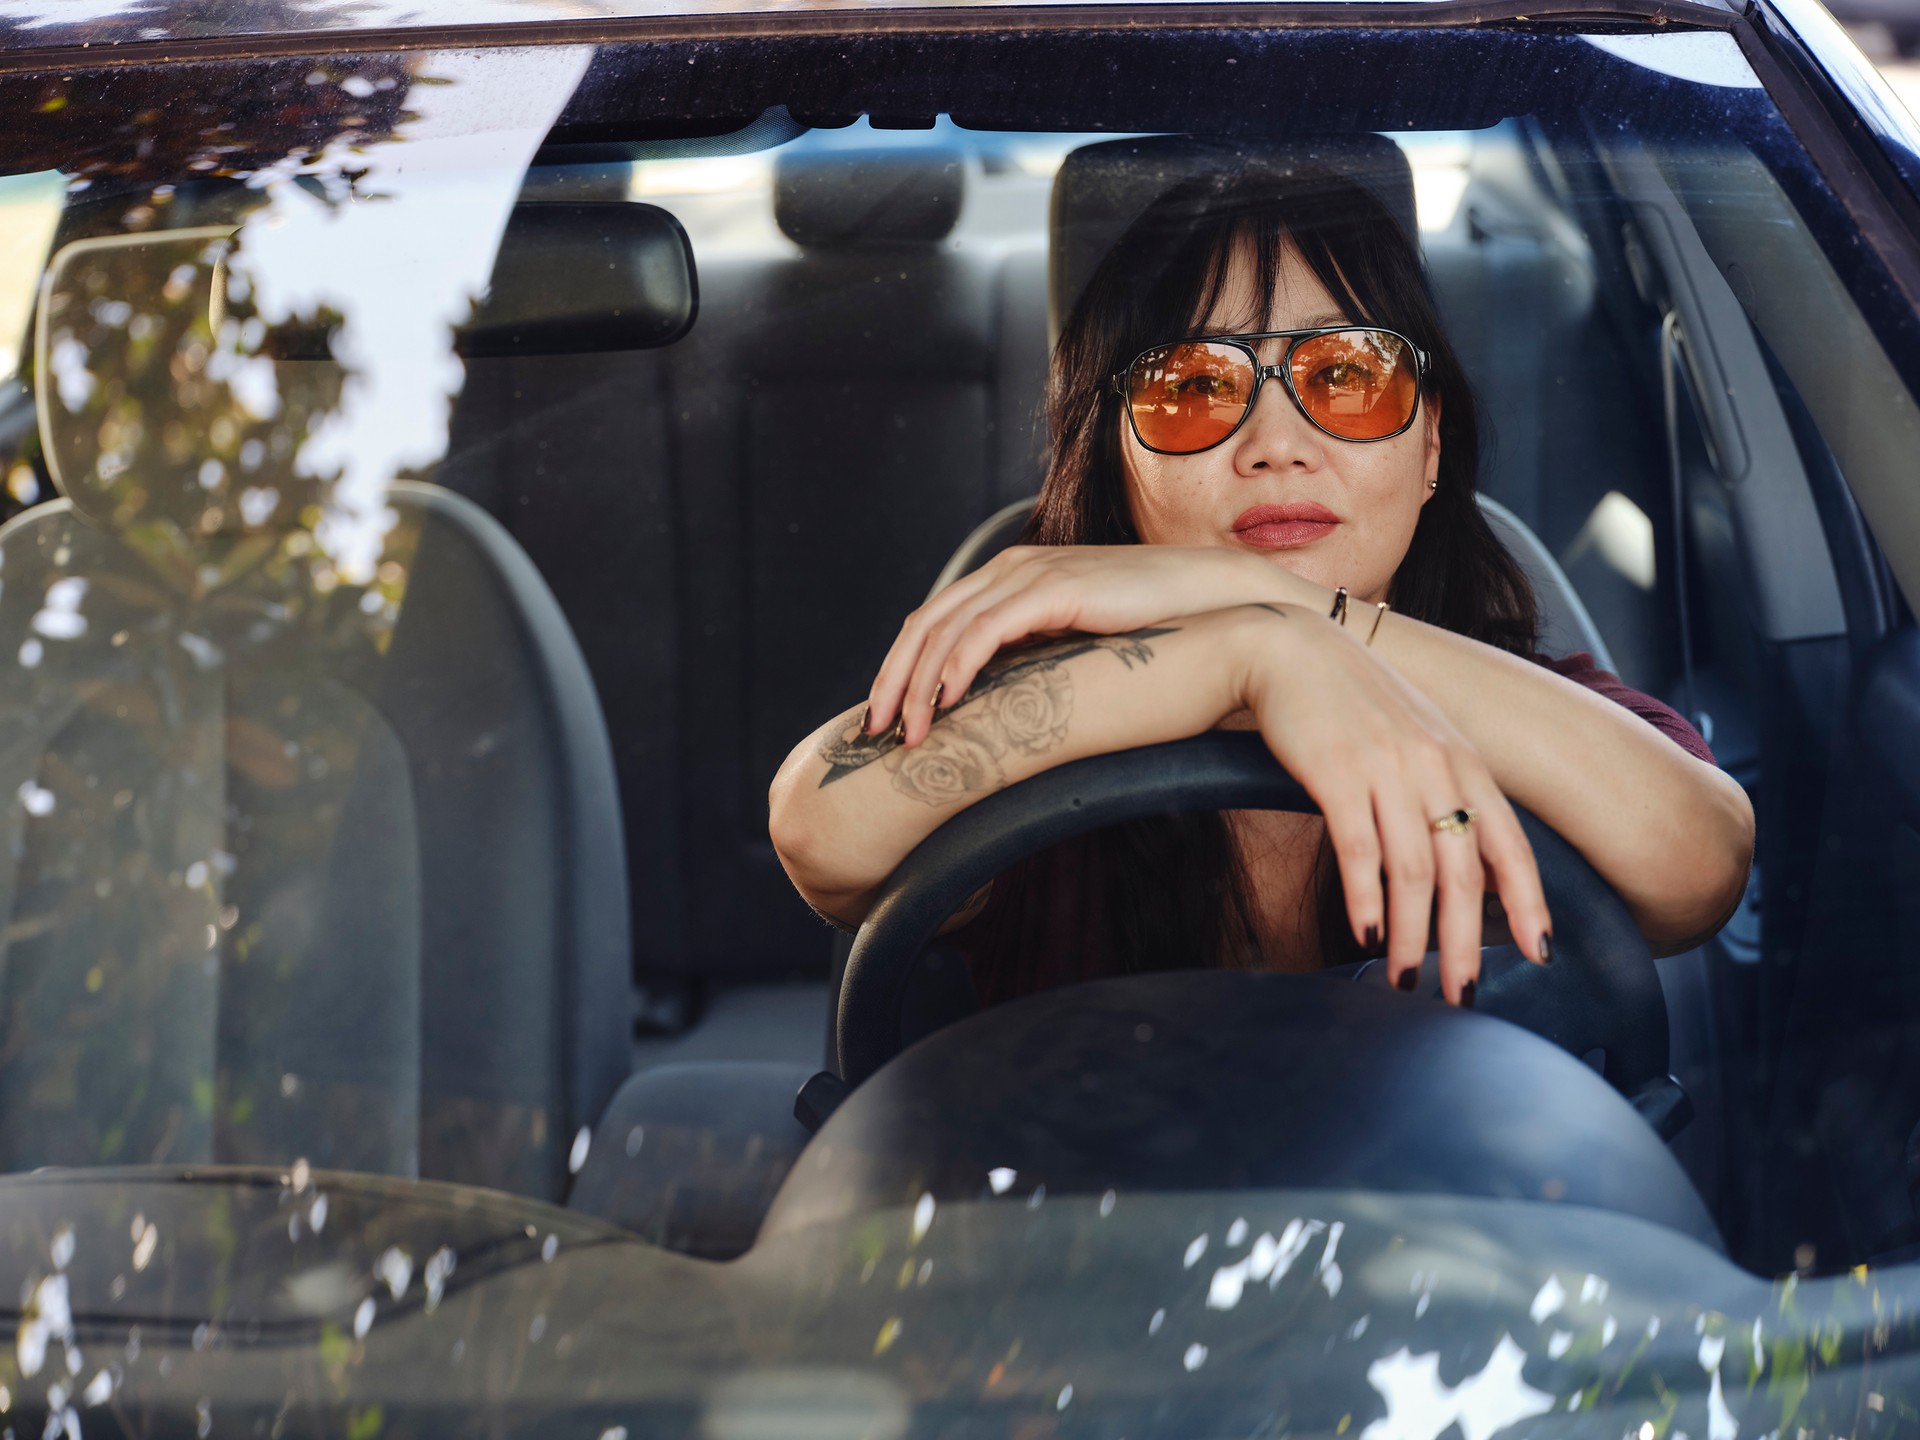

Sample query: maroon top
[951,651,1713,1006]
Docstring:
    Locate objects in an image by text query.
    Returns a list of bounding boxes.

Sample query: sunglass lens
[1126,342,1256,453]
[1289,330,1419,440]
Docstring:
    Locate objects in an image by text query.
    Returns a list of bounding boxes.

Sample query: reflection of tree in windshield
[0,57,441,1185]
[40,232,349,549]
[0,45,589,1213]
[0,55,414,209]
[2,223,426,1183]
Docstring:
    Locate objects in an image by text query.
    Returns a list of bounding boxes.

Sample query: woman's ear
[1419,392,1443,502]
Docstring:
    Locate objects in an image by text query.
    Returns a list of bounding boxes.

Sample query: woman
[768,162,1754,1008]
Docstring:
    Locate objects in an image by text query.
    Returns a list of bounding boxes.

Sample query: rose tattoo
[816,627,1174,805]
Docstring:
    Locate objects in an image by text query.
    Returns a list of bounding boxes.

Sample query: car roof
[0,0,1742,58]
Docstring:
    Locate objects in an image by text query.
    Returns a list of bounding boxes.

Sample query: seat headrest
[1049,135,1419,342]
[774,149,964,247]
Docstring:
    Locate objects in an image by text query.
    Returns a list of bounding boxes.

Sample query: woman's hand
[1230,605,1554,1003]
[868,545,1315,746]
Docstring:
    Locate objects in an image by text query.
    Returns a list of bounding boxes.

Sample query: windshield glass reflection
[0,47,589,1196]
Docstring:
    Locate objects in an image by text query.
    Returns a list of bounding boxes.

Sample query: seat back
[629,147,1042,987]
[0,484,631,1200]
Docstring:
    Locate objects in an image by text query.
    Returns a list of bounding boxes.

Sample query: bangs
[1177,191,1383,342]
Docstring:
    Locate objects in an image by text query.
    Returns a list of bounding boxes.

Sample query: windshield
[2,19,1920,1439]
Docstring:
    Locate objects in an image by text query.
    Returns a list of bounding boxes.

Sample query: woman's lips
[1231,502,1341,550]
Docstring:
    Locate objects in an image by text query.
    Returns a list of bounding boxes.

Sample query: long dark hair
[1027,161,1539,970]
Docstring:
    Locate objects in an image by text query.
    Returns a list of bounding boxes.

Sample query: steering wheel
[835,731,1691,1138]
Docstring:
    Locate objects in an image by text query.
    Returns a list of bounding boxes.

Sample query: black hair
[1024,159,1539,970]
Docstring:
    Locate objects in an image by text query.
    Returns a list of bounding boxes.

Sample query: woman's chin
[1234,539,1333,589]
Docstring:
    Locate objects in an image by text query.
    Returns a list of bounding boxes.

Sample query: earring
[1427,480,1438,491]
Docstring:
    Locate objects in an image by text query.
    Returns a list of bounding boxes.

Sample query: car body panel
[1753,0,1920,208]
[2,1166,1913,1436]
[0,0,1741,60]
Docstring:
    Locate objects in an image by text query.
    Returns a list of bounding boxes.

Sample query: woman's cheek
[1125,459,1199,545]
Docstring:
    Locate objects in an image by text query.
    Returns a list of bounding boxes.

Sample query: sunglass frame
[1109,327,1432,455]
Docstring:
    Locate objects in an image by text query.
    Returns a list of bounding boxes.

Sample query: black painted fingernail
[1396,967,1419,992]
[1539,932,1553,966]
[932,682,945,710]
[1459,980,1477,1009]
[1364,924,1380,952]
[860,705,873,734]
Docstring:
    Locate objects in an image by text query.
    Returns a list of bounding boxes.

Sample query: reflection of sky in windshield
[1578,32,1763,90]
[1,0,605,32]
[0,170,62,383]
[226,45,590,581]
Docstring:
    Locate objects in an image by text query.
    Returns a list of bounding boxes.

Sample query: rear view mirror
[460,200,698,358]
[260,200,700,360]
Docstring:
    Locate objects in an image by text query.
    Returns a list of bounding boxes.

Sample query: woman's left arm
[865,542,1753,951]
[1363,611,1753,953]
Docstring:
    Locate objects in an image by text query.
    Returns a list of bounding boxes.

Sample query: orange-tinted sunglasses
[1112,328,1429,454]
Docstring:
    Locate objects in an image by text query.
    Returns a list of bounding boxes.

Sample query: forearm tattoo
[816,628,1176,805]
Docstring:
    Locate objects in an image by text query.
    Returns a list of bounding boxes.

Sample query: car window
[2,18,1920,1438]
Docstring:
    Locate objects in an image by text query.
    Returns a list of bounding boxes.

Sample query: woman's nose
[1231,372,1326,472]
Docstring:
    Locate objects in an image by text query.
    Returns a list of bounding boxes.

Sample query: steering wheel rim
[836,731,1688,1134]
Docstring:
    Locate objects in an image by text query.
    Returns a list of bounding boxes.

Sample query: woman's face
[1121,238,1441,603]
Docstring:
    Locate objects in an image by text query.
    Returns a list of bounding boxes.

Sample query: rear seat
[441,149,1049,999]
[672,147,1046,988]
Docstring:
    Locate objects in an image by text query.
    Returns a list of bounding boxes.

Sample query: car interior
[2,25,1919,1288]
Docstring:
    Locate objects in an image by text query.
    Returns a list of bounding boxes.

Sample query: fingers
[1465,776,1552,966]
[868,550,1070,745]
[1373,768,1440,992]
[1320,778,1385,955]
[865,543,1243,743]
[1424,780,1487,1006]
[892,580,1072,746]
[1236,620,1547,1002]
[1397,755,1550,1005]
[865,559,1017,739]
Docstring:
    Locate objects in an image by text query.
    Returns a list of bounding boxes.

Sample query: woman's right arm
[768,603,1550,1001]
[769,609,1249,927]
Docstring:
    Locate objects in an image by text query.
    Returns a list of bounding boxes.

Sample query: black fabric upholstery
[775,148,964,246]
[440,151,1051,989]
[1048,134,1419,340]
[672,248,1022,982]
[0,484,632,1202]
[441,352,692,989]
[567,1060,813,1258]
[373,484,633,1198]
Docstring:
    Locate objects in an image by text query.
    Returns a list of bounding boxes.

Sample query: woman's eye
[1173,374,1237,399]
[1309,361,1375,389]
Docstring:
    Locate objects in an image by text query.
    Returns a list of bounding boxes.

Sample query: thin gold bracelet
[1329,586,1350,626]
[1365,601,1390,646]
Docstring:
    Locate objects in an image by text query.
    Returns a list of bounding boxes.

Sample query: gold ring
[1431,807,1477,836]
